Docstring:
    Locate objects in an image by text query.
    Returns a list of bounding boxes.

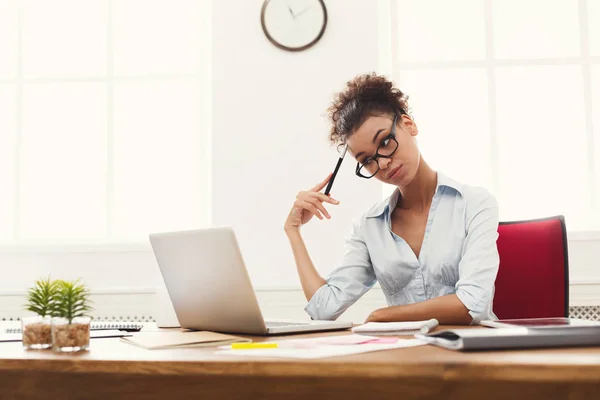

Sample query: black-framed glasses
[355,114,399,179]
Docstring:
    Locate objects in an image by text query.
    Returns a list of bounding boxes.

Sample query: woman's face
[347,113,420,187]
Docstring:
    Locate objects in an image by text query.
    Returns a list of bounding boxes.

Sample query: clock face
[261,0,327,52]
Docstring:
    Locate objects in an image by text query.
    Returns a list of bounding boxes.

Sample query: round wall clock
[261,0,328,52]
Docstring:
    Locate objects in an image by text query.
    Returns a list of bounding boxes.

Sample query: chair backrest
[493,215,569,319]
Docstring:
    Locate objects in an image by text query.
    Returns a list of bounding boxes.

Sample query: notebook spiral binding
[5,322,144,334]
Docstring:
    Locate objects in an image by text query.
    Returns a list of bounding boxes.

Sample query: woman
[284,73,499,325]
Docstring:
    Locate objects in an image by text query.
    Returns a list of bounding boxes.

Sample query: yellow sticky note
[231,342,278,349]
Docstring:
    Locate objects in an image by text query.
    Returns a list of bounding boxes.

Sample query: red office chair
[493,215,569,319]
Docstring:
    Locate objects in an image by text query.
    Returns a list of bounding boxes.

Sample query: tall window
[0,0,210,245]
[384,0,599,232]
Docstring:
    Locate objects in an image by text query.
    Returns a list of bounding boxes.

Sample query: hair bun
[327,73,410,145]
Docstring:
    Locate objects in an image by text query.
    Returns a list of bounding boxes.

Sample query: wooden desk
[1,327,600,400]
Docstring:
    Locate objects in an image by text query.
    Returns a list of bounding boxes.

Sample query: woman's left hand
[365,308,386,323]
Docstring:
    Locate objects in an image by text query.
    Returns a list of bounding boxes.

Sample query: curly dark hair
[327,73,410,145]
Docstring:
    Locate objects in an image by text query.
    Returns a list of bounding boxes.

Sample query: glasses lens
[358,159,378,178]
[378,137,398,157]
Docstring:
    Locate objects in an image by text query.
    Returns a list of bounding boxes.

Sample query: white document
[217,335,426,359]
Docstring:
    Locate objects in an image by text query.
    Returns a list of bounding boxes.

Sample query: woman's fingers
[305,191,339,205]
[304,197,331,219]
[311,173,333,192]
[291,181,338,224]
[297,200,323,220]
[294,191,337,220]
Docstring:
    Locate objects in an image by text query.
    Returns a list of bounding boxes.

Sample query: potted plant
[22,276,57,349]
[51,279,93,352]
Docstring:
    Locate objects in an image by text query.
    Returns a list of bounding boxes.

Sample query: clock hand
[294,5,312,18]
[287,6,295,19]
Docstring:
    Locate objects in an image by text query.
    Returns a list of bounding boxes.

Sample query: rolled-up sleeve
[455,190,500,324]
[304,219,376,321]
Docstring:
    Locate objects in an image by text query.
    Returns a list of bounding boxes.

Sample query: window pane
[590,0,600,57]
[0,0,18,80]
[0,84,17,240]
[21,0,107,78]
[20,83,107,239]
[396,0,485,62]
[592,65,600,227]
[112,79,201,239]
[492,0,580,59]
[495,66,589,228]
[113,0,201,75]
[396,69,492,188]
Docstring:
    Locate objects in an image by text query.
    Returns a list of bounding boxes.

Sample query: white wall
[0,0,384,321]
[1,0,599,323]
[211,0,382,289]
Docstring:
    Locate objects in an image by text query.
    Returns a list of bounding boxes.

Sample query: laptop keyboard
[265,321,310,328]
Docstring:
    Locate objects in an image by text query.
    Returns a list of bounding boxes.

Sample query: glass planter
[51,316,91,352]
[21,316,52,350]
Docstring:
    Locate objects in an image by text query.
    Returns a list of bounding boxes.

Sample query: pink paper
[315,335,378,345]
[278,335,399,349]
[362,337,399,344]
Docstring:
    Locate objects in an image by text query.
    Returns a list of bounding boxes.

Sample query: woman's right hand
[284,173,340,232]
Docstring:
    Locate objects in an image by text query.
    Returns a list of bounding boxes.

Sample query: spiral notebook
[2,321,144,334]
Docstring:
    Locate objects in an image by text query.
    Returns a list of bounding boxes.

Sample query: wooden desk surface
[1,326,600,400]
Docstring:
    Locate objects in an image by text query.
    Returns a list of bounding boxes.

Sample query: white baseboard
[0,286,388,324]
[2,284,598,323]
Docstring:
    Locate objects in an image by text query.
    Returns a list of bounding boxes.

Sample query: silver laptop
[149,227,352,335]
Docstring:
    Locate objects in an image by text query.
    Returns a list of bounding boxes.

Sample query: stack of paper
[120,330,250,349]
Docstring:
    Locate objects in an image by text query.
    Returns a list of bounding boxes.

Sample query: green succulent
[25,276,59,317]
[51,279,93,324]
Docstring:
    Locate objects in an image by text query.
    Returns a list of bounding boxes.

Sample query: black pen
[324,144,347,196]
